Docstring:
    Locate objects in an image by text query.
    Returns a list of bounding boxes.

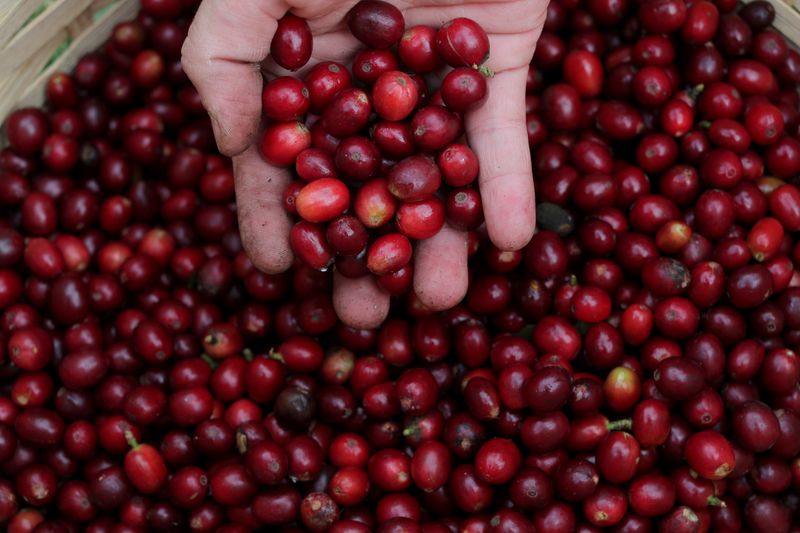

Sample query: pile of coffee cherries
[263,1,491,288]
[0,0,799,531]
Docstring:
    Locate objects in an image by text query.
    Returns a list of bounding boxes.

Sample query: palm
[270,0,543,76]
[183,0,548,328]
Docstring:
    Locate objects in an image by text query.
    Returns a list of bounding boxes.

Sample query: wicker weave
[0,0,798,120]
[0,0,138,120]
[742,0,800,45]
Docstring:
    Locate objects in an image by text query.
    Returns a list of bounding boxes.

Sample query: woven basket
[760,0,800,45]
[0,0,139,121]
[0,0,798,121]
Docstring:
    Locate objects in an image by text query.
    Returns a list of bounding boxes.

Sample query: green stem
[124,430,139,449]
[607,419,632,431]
[514,324,535,339]
[477,64,495,78]
[688,84,705,100]
[236,431,248,455]
[204,333,218,346]
[707,496,726,507]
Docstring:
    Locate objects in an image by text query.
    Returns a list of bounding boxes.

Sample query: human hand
[182,0,547,329]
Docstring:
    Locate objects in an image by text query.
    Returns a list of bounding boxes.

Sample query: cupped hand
[182,0,547,329]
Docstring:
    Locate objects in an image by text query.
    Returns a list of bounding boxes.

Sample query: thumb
[181,0,289,157]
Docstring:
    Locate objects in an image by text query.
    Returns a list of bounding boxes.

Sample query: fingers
[466,67,536,251]
[335,225,469,327]
[181,0,288,157]
[333,273,391,329]
[233,145,294,274]
[404,1,545,37]
[261,30,361,79]
[414,225,469,310]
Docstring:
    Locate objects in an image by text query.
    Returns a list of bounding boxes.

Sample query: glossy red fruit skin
[334,136,380,181]
[441,67,487,112]
[124,438,168,494]
[321,88,372,138]
[351,48,399,86]
[271,14,313,70]
[41,133,79,172]
[9,325,54,371]
[326,215,369,256]
[542,84,582,131]
[563,50,603,97]
[726,264,773,309]
[654,357,705,400]
[388,155,442,202]
[396,197,445,240]
[395,368,437,416]
[707,114,754,153]
[373,71,419,121]
[759,348,799,395]
[411,105,461,151]
[632,399,671,447]
[700,148,743,190]
[685,430,736,480]
[745,101,784,145]
[283,181,303,215]
[474,438,521,485]
[628,472,676,518]
[604,366,641,412]
[367,234,413,275]
[296,148,337,182]
[5,108,49,156]
[531,315,580,360]
[731,400,780,453]
[446,188,483,231]
[571,287,611,323]
[448,464,493,513]
[354,178,397,228]
[597,431,640,483]
[747,217,783,262]
[372,121,414,159]
[299,491,339,532]
[262,77,310,121]
[346,0,405,49]
[375,264,411,295]
[0,269,23,310]
[295,178,350,223]
[438,144,479,187]
[368,449,411,492]
[290,221,333,271]
[260,121,311,167]
[770,184,800,231]
[660,99,694,137]
[766,138,800,179]
[435,18,490,67]
[398,25,440,73]
[410,440,451,492]
[638,0,688,34]
[596,101,644,140]
[330,466,370,507]
[583,483,627,527]
[304,62,353,115]
[525,366,571,414]
[653,297,700,339]
[462,377,500,422]
[682,0,719,43]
